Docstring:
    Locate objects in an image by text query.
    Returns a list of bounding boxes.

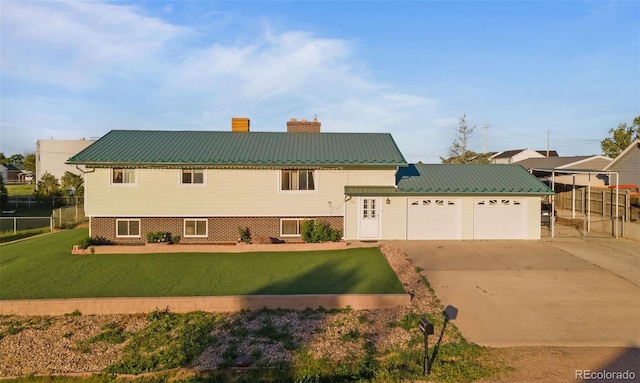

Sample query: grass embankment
[0,229,404,299]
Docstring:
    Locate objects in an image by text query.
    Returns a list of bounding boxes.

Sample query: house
[490,149,558,164]
[67,118,553,243]
[603,138,640,186]
[0,164,23,183]
[36,139,96,183]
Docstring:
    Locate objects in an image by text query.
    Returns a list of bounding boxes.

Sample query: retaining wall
[0,294,411,316]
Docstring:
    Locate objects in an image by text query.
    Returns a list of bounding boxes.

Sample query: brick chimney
[231,117,250,132]
[287,116,321,133]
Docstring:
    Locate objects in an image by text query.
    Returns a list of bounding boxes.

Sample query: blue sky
[1,0,638,163]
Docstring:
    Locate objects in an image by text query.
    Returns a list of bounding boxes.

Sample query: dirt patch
[482,347,640,383]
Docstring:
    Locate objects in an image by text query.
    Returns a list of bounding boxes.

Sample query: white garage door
[473,198,527,239]
[407,198,462,239]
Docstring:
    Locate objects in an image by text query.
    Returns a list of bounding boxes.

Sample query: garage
[407,198,462,239]
[473,198,527,239]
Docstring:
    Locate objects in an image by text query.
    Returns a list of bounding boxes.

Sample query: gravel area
[0,314,147,376]
[0,244,440,376]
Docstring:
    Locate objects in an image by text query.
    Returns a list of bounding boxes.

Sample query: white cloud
[1,0,186,88]
[1,1,442,161]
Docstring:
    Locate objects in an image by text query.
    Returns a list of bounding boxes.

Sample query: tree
[61,171,84,197]
[441,114,489,164]
[8,154,24,166]
[23,153,36,173]
[35,172,61,198]
[441,150,491,164]
[0,153,6,165]
[0,174,8,210]
[601,116,640,158]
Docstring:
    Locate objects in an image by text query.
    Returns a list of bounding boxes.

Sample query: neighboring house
[515,155,612,186]
[603,138,640,186]
[36,139,96,183]
[67,119,553,243]
[0,164,23,183]
[490,149,558,164]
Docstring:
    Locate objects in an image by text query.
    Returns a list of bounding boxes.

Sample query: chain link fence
[52,204,87,229]
[0,217,52,234]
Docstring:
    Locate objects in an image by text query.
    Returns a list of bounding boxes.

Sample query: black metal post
[424,331,430,375]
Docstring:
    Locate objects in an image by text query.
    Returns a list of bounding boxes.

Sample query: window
[362,198,376,219]
[112,168,136,184]
[116,219,140,237]
[181,169,204,185]
[281,170,315,191]
[184,219,207,237]
[281,219,303,236]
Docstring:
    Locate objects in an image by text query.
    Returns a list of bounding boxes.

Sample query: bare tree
[449,114,475,158]
[440,114,488,163]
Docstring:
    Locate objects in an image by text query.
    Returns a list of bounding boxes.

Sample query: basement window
[184,219,207,237]
[116,219,140,237]
[281,219,304,236]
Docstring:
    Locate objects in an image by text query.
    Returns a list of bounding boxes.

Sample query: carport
[532,168,621,238]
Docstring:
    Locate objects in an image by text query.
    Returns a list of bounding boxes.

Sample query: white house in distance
[490,149,558,164]
[67,118,553,243]
[36,139,96,183]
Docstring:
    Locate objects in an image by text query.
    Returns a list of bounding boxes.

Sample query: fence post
[13,217,17,234]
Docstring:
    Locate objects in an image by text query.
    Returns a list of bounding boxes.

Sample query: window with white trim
[116,219,140,237]
[184,219,207,237]
[112,168,136,184]
[281,170,315,191]
[181,169,204,185]
[281,219,304,236]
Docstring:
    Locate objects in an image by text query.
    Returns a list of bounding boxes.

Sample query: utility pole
[483,125,488,153]
[546,129,550,157]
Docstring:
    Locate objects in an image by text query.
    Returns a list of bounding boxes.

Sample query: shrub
[78,235,112,249]
[301,220,342,243]
[169,234,181,244]
[237,227,251,243]
[146,231,168,243]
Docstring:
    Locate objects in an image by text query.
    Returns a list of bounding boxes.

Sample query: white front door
[359,197,381,239]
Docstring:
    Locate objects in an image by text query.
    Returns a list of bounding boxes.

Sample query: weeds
[106,310,219,374]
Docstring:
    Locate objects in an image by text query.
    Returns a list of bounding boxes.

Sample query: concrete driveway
[387,225,640,347]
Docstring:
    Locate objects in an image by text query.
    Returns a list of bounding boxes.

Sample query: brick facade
[92,216,344,244]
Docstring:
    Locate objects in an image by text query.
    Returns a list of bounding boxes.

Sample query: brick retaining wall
[0,294,410,315]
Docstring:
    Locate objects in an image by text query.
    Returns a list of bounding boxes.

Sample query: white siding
[85,167,396,217]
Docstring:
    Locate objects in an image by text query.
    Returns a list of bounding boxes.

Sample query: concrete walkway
[388,225,640,347]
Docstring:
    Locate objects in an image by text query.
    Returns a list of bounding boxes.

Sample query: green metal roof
[67,130,407,167]
[396,164,554,195]
[345,164,554,196]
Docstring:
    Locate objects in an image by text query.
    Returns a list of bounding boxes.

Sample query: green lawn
[0,229,405,299]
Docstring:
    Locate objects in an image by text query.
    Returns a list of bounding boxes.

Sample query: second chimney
[231,117,250,132]
[287,117,320,133]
